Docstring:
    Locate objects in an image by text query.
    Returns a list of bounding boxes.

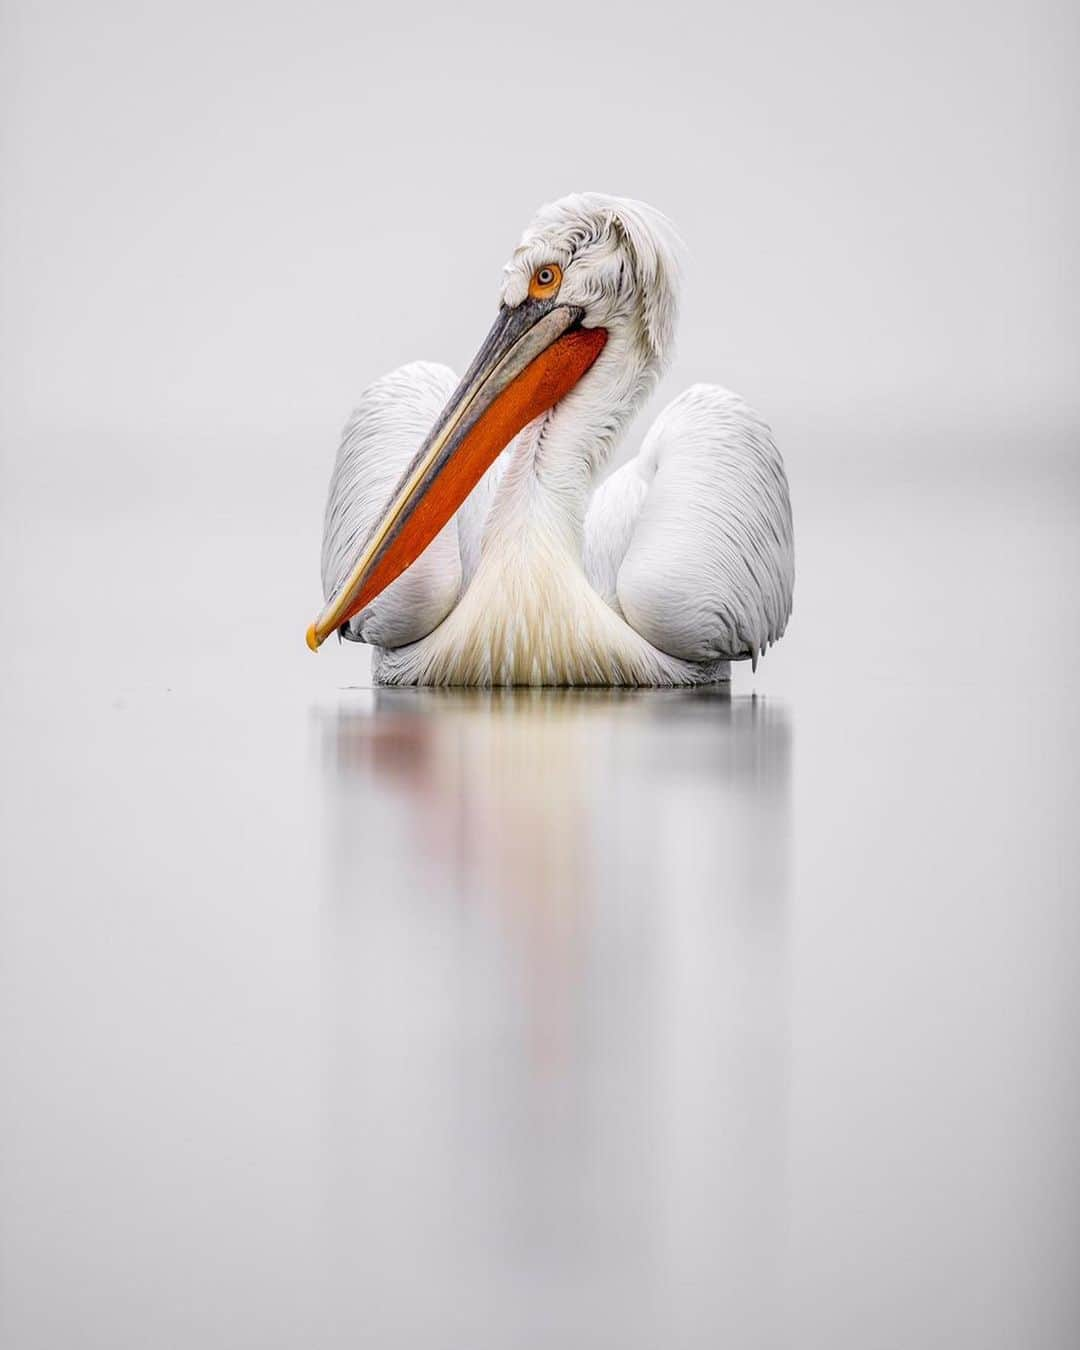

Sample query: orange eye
[528,262,563,299]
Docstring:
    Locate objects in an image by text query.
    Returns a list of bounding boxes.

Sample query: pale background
[2,1,1078,1347]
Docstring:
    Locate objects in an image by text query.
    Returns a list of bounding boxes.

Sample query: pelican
[307,193,794,686]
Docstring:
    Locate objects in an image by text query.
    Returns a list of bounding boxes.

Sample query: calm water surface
[1,464,1077,1348]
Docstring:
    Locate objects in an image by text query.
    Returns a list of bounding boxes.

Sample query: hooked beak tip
[305,623,321,652]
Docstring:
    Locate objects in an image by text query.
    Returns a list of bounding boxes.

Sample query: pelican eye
[528,262,563,299]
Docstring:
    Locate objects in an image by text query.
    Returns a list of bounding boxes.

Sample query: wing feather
[321,361,462,649]
[586,385,794,665]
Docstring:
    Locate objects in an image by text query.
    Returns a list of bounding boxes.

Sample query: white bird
[308,193,793,686]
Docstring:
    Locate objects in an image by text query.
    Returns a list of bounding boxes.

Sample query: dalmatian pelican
[307,193,794,686]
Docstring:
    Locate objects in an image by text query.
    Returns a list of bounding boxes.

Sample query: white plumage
[587,385,793,671]
[321,362,460,649]
[317,193,794,686]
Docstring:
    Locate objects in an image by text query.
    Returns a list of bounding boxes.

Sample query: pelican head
[499,193,681,378]
[307,193,683,650]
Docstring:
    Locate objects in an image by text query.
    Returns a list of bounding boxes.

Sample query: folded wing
[321,361,499,649]
[585,385,794,667]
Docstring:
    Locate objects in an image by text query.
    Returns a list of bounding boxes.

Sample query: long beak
[306,299,607,651]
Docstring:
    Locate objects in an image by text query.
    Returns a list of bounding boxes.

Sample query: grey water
[2,450,1078,1349]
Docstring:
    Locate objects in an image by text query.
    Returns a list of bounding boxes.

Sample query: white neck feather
[482,327,656,562]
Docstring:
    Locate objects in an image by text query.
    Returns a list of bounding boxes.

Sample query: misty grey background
[1,1,1078,1347]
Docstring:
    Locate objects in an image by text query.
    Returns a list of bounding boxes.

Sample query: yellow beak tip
[305,623,320,652]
